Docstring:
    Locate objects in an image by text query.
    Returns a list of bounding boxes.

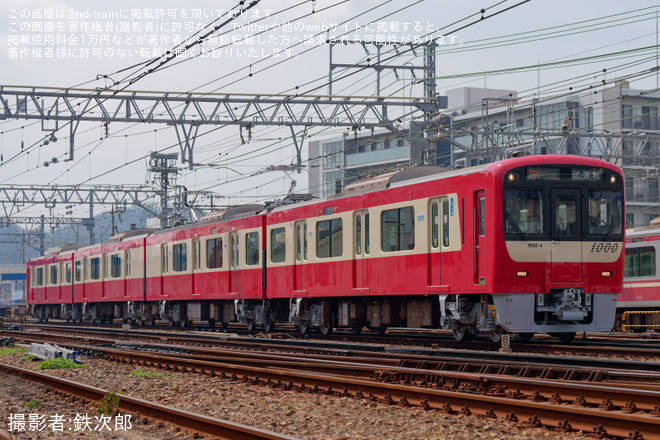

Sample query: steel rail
[0,362,298,440]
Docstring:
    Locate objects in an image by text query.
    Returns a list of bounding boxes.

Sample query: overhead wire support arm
[0,86,440,166]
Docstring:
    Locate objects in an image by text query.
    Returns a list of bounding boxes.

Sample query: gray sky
[0,0,658,219]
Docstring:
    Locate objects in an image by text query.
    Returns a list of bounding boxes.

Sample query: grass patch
[25,400,42,409]
[0,347,28,356]
[24,354,36,361]
[36,358,87,370]
[128,369,178,379]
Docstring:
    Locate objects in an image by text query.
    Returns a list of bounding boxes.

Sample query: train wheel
[320,322,332,335]
[147,318,155,327]
[179,320,190,328]
[452,326,468,341]
[263,318,275,333]
[517,333,534,342]
[168,319,175,327]
[208,319,216,329]
[221,322,229,329]
[246,320,255,332]
[298,322,310,335]
[551,332,576,343]
[488,327,503,343]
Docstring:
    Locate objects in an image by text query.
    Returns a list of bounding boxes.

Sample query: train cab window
[206,238,223,269]
[588,191,623,237]
[173,243,187,272]
[50,265,58,285]
[503,189,544,238]
[65,263,72,284]
[625,246,656,278]
[317,219,343,258]
[75,261,82,282]
[36,267,44,286]
[90,258,101,280]
[246,232,259,266]
[271,228,286,263]
[382,207,415,252]
[111,254,122,278]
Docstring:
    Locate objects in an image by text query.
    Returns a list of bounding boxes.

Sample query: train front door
[294,221,307,292]
[353,211,369,289]
[474,191,486,285]
[550,188,583,282]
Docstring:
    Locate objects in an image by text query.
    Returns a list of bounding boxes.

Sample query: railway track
[5,326,660,438]
[0,362,298,440]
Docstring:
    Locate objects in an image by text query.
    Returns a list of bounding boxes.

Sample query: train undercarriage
[29,290,617,343]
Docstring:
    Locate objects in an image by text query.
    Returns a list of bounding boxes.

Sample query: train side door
[294,221,307,292]
[229,232,239,293]
[550,189,583,282]
[474,190,486,285]
[353,211,369,289]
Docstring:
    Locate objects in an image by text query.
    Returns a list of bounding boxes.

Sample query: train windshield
[503,165,623,241]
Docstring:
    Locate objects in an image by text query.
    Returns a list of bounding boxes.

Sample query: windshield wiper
[603,222,618,241]
[504,210,527,240]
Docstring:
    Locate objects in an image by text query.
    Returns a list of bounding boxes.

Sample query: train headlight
[609,174,618,184]
[601,270,612,277]
[507,172,519,182]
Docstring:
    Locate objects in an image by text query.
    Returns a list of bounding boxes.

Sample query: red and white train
[27,155,625,342]
[620,225,660,331]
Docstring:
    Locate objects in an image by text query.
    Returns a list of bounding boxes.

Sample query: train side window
[125,251,132,277]
[431,203,439,248]
[271,228,286,263]
[356,215,362,255]
[479,196,486,236]
[625,246,656,278]
[111,254,122,278]
[206,238,223,269]
[246,232,259,266]
[65,262,72,284]
[193,239,200,271]
[365,214,369,254]
[230,234,239,268]
[36,267,44,286]
[50,265,58,285]
[90,257,101,280]
[161,245,169,274]
[382,207,415,252]
[442,201,450,247]
[173,243,187,272]
[75,261,81,282]
[317,219,343,258]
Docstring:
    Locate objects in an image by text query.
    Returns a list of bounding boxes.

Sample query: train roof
[108,227,158,242]
[43,243,82,257]
[197,204,265,223]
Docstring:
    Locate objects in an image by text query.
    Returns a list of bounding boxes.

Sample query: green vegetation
[25,400,42,409]
[35,358,88,370]
[95,390,121,416]
[24,354,36,361]
[128,368,178,379]
[0,347,28,356]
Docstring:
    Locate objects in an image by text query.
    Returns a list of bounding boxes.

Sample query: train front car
[486,155,624,342]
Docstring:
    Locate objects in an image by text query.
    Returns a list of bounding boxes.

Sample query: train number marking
[589,243,619,253]
[527,243,542,248]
